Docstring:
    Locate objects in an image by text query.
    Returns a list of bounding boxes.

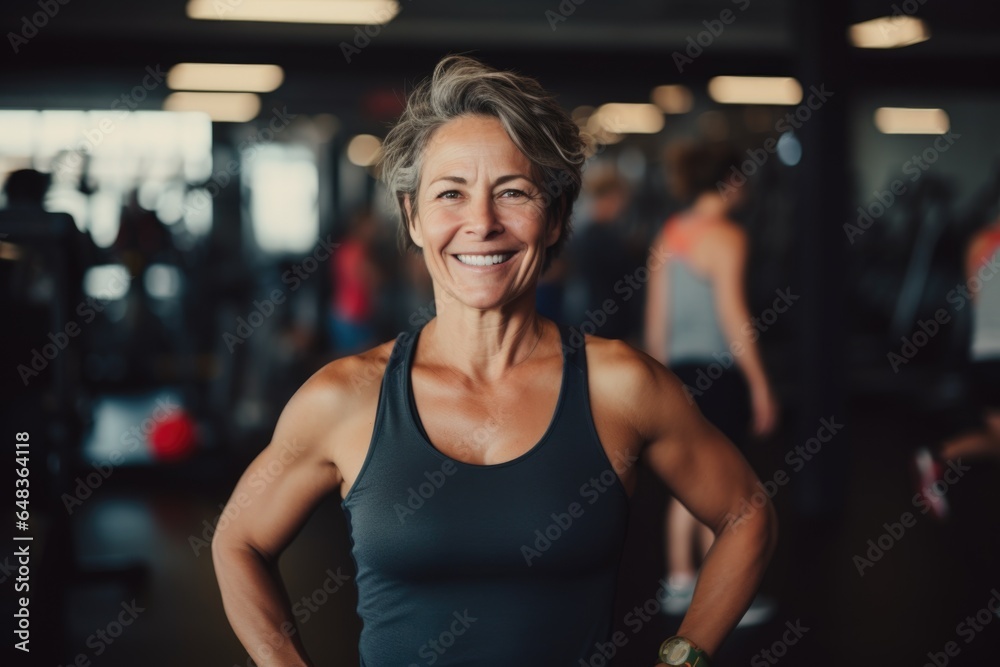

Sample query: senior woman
[212,55,777,667]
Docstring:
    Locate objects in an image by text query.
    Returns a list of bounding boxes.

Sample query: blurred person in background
[645,140,780,623]
[327,207,382,355]
[562,165,638,342]
[212,56,776,667]
[914,217,1000,518]
[113,188,181,379]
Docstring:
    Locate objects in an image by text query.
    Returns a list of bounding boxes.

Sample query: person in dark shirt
[563,166,638,342]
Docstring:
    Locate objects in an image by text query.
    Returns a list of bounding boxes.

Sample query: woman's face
[406,114,558,312]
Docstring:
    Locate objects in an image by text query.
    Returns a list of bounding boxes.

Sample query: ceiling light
[187,0,400,25]
[874,107,949,134]
[849,16,930,49]
[163,92,261,123]
[168,63,284,92]
[590,103,664,134]
[708,76,802,105]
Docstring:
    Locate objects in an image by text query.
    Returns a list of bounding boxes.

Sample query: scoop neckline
[404,322,569,470]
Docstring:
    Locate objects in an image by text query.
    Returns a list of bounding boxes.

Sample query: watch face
[661,637,692,665]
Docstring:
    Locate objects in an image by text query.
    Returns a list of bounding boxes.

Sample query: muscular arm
[620,346,778,658]
[211,370,349,667]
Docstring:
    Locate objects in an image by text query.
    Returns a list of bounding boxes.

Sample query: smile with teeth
[455,253,514,267]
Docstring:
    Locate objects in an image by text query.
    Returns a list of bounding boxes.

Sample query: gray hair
[379,55,585,271]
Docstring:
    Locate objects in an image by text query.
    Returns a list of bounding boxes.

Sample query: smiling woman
[211,55,777,667]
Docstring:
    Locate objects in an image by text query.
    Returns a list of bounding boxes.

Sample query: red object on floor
[149,410,197,462]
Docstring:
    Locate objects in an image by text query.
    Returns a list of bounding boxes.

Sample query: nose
[463,193,504,240]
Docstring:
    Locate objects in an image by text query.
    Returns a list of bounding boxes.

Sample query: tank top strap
[375,324,426,447]
[558,322,587,385]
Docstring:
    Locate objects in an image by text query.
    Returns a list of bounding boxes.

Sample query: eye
[498,189,527,199]
[436,190,461,199]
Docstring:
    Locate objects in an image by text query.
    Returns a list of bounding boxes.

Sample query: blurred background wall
[1,1,999,665]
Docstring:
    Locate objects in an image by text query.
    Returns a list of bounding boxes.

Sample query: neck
[419,288,547,383]
[690,191,730,219]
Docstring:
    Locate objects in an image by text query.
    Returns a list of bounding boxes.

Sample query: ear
[544,210,562,249]
[403,194,424,249]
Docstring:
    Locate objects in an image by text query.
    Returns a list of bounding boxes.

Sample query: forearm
[718,311,769,391]
[213,541,314,667]
[676,501,778,657]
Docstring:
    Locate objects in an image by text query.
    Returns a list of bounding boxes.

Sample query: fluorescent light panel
[708,76,802,105]
[187,0,400,25]
[163,92,261,123]
[590,103,664,134]
[849,16,930,49]
[168,63,284,92]
[874,107,949,134]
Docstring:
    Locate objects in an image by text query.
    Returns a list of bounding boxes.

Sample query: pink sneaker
[911,447,950,521]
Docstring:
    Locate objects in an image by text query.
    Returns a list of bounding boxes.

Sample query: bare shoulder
[583,335,690,436]
[274,339,396,460]
[704,218,747,247]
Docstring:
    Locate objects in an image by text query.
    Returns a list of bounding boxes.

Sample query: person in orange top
[645,140,779,624]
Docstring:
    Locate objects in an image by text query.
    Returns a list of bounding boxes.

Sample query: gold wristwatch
[658,635,711,666]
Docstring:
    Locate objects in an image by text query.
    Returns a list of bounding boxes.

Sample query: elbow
[210,520,241,568]
[210,525,228,569]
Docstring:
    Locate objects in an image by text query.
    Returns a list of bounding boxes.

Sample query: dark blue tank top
[341,322,630,666]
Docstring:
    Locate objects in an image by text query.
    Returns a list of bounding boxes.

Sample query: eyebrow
[427,174,535,188]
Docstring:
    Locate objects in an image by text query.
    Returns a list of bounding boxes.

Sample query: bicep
[215,386,343,560]
[221,437,340,559]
